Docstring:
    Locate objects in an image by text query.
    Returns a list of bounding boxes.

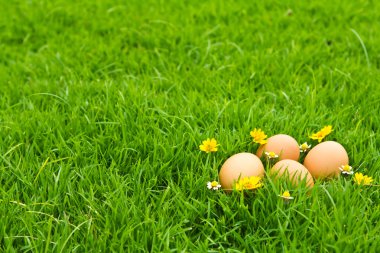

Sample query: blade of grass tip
[10,200,27,207]
[44,217,54,253]
[59,219,91,253]
[350,29,371,68]
[26,211,60,223]
[49,157,70,164]
[0,153,13,168]
[30,93,70,105]
[321,185,336,209]
[34,157,50,183]
[3,143,24,157]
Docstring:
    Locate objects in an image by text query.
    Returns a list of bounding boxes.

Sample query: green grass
[1,0,380,252]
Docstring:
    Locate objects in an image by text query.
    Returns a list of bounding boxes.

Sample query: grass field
[1,0,380,252]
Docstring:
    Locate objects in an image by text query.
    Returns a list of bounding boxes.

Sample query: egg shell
[219,152,264,191]
[256,134,300,161]
[303,141,348,179]
[270,159,314,188]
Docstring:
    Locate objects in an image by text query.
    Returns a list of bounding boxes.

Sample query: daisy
[207,181,221,190]
[278,190,294,200]
[265,151,278,159]
[299,142,311,153]
[339,164,354,175]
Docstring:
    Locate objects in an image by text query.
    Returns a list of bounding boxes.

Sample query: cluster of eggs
[219,134,348,190]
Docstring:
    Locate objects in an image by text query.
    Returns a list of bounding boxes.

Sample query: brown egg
[219,153,264,191]
[256,134,300,161]
[303,141,348,179]
[270,159,314,188]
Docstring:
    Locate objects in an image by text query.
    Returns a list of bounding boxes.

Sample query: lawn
[1,0,380,252]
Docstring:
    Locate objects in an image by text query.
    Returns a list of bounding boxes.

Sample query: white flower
[278,190,294,200]
[207,181,221,190]
[339,165,354,175]
[299,142,311,153]
[265,151,278,159]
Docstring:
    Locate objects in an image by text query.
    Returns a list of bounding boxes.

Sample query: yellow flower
[320,125,333,135]
[299,142,311,152]
[265,151,278,159]
[310,125,333,142]
[235,176,263,191]
[250,128,268,145]
[199,138,219,153]
[279,190,294,200]
[354,172,373,185]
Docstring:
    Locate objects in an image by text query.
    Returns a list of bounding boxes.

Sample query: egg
[270,159,314,188]
[219,152,264,191]
[256,134,300,161]
[303,141,348,179]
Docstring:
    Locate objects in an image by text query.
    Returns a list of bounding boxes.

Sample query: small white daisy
[265,151,278,159]
[278,190,294,200]
[207,181,221,190]
[299,142,311,153]
[339,165,354,175]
